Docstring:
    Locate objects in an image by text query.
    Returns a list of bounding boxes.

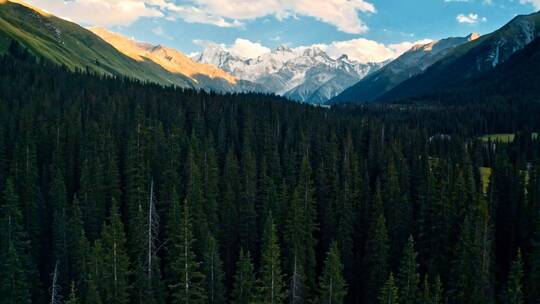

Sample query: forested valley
[1,43,540,304]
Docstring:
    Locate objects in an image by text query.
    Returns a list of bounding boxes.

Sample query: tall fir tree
[168,199,207,304]
[99,200,131,304]
[318,242,347,304]
[257,213,285,304]
[231,248,256,304]
[67,195,90,291]
[203,234,226,304]
[284,156,318,301]
[379,273,399,304]
[50,155,69,291]
[65,282,80,304]
[397,236,419,304]
[364,214,390,304]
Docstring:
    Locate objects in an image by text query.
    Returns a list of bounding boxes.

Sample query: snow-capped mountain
[195,44,385,104]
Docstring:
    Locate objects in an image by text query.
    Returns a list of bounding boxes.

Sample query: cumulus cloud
[312,38,432,63]
[183,0,377,34]
[456,13,487,24]
[194,38,270,59]
[27,0,376,33]
[229,39,271,58]
[520,0,540,9]
[198,37,432,63]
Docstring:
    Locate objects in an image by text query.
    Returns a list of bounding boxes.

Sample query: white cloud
[26,0,163,26]
[457,13,487,24]
[194,38,270,59]
[520,0,540,9]
[201,37,432,63]
[316,38,432,63]
[27,0,376,33]
[229,38,271,58]
[312,39,395,63]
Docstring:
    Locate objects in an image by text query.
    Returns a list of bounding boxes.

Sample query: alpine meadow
[1,1,540,304]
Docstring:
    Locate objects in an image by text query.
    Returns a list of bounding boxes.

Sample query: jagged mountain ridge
[90,28,267,94]
[330,33,479,103]
[379,11,540,101]
[196,43,385,103]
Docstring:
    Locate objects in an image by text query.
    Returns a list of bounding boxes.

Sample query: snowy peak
[195,43,385,103]
[302,46,326,58]
[273,44,293,53]
[196,43,238,67]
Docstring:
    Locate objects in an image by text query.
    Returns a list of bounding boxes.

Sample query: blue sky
[28,0,540,62]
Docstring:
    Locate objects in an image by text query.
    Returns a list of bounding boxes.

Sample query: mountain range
[195,44,385,103]
[0,0,385,103]
[2,0,540,106]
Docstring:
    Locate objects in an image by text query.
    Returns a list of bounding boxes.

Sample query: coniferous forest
[1,43,540,304]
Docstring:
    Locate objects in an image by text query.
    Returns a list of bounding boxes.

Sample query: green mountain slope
[330,34,477,104]
[379,11,540,102]
[0,0,195,88]
[436,35,540,104]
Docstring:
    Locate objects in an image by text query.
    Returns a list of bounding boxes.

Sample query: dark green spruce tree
[397,236,419,304]
[99,200,131,304]
[379,273,399,304]
[317,242,347,304]
[364,214,390,304]
[231,248,256,304]
[168,198,207,304]
[203,234,226,304]
[257,213,285,304]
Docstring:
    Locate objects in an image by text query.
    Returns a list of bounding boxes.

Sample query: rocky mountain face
[90,28,267,94]
[196,44,385,104]
[331,33,479,103]
[379,11,540,101]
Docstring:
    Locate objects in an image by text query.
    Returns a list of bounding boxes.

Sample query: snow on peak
[194,42,384,103]
[303,46,326,58]
[274,45,293,53]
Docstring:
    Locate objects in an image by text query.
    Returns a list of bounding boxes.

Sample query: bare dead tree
[50,261,62,304]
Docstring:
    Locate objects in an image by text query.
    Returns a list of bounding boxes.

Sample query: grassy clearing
[479,132,538,143]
